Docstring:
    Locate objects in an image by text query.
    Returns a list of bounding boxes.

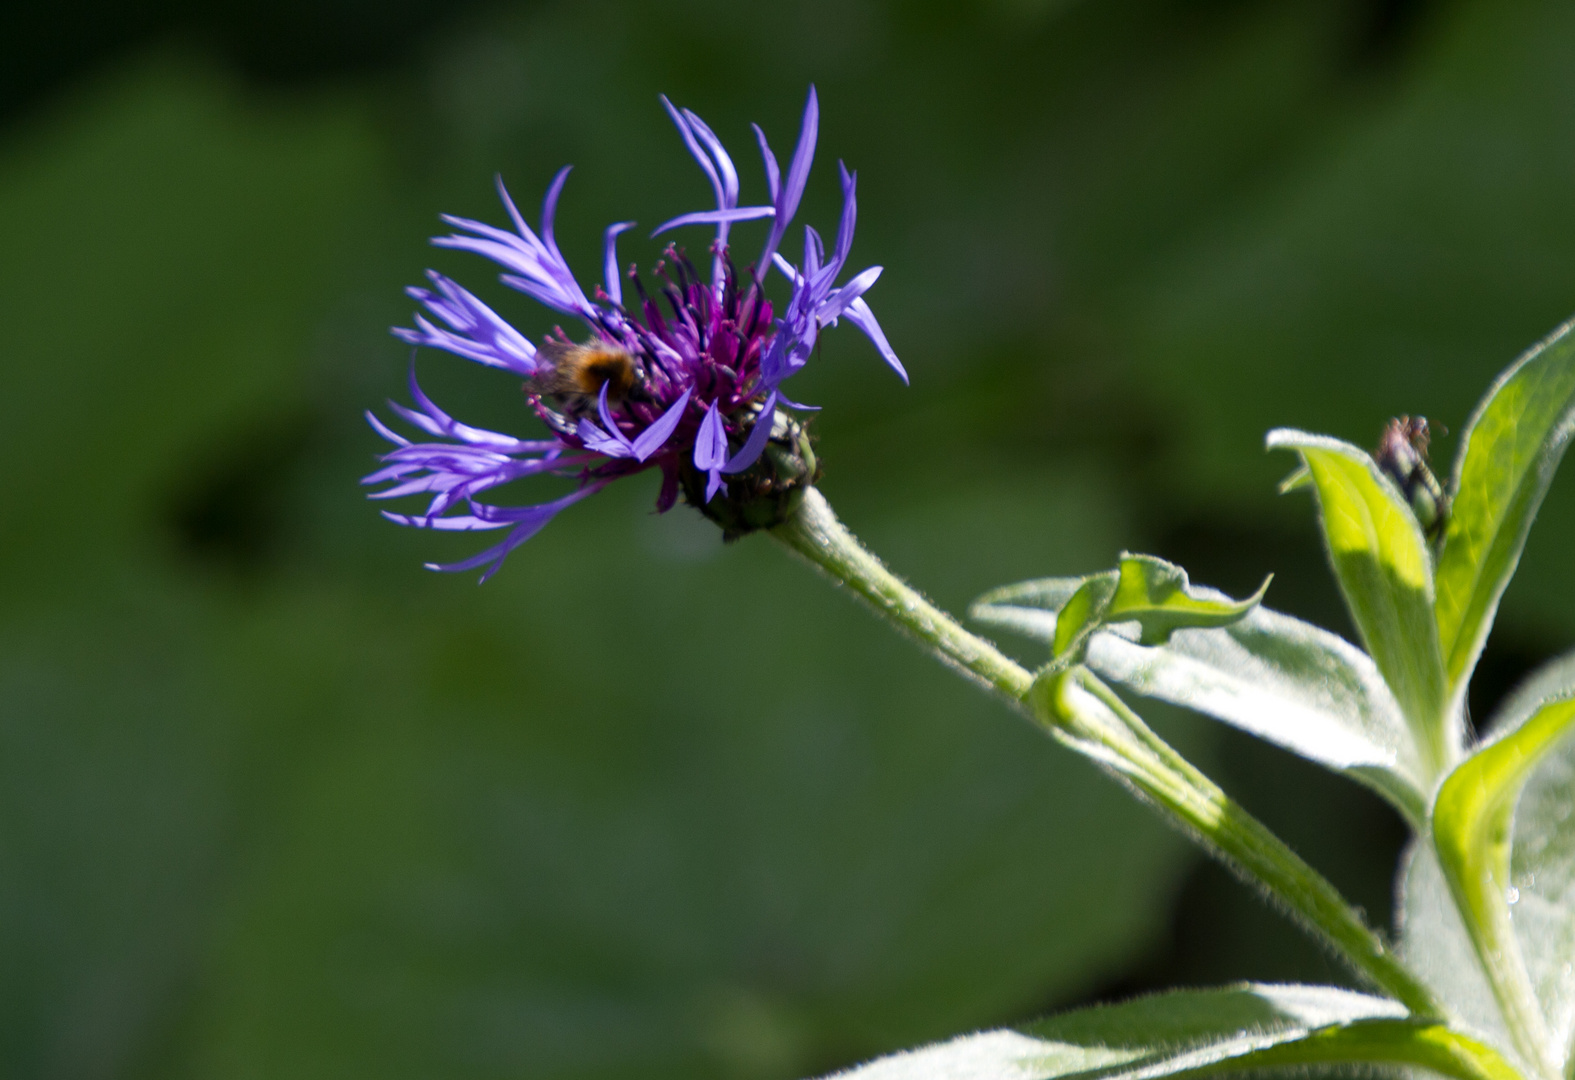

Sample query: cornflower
[364,87,905,580]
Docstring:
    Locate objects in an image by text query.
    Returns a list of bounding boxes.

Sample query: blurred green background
[3,0,1574,1077]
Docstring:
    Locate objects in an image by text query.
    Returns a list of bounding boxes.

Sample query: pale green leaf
[971,574,1088,644]
[1267,429,1452,778]
[1399,838,1510,1047]
[1431,690,1575,1076]
[1088,607,1427,826]
[974,585,1427,826]
[820,984,1515,1080]
[1484,650,1575,1066]
[1509,728,1575,1073]
[1435,319,1575,706]
[1029,667,1440,1015]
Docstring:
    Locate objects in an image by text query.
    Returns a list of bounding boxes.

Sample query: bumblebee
[530,339,641,404]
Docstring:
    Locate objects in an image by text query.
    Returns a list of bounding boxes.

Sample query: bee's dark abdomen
[578,354,637,396]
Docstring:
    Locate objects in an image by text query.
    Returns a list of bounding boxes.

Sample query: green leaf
[974,586,1427,826]
[1477,650,1575,1070]
[1505,705,1575,1070]
[1107,555,1271,646]
[1435,319,1575,708]
[1431,688,1575,1077]
[1230,1018,1524,1080]
[1052,570,1122,659]
[1267,429,1453,778]
[1399,838,1511,1048]
[973,555,1267,666]
[818,984,1515,1080]
[1094,607,1426,827]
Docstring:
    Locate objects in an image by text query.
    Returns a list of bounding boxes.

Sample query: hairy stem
[770,489,1032,701]
[1062,670,1441,1019]
[771,486,1442,1018]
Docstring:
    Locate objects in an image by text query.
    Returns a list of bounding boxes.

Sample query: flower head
[364,88,905,580]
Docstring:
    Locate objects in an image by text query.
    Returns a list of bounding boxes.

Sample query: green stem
[771,486,1442,1018]
[770,487,1032,701]
[1062,670,1441,1019]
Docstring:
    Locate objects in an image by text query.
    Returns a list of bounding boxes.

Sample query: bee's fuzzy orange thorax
[569,349,638,398]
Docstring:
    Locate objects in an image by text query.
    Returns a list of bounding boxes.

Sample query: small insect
[1376,415,1449,539]
[529,339,641,404]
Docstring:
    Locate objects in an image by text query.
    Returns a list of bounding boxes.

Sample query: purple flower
[365,87,904,580]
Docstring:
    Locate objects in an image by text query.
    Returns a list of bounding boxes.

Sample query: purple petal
[693,401,728,471]
[540,165,573,264]
[776,390,821,411]
[469,490,596,524]
[577,419,634,458]
[682,107,739,208]
[802,225,824,282]
[400,367,548,450]
[662,100,744,289]
[778,88,819,229]
[602,221,636,305]
[829,162,857,276]
[395,271,539,375]
[430,229,538,270]
[381,509,501,532]
[843,296,907,383]
[662,95,724,210]
[385,398,542,451]
[705,470,726,503]
[443,206,534,251]
[424,484,607,582]
[433,233,589,319]
[431,233,533,272]
[366,410,410,447]
[363,450,575,502]
[751,122,780,203]
[577,383,635,457]
[759,85,818,275]
[493,176,541,248]
[595,382,630,445]
[630,387,693,461]
[395,312,531,375]
[362,460,422,486]
[650,205,775,237]
[496,273,588,318]
[434,178,593,320]
[369,475,460,501]
[723,390,778,473]
[817,265,883,323]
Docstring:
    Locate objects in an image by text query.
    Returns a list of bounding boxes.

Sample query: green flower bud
[681,408,821,540]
